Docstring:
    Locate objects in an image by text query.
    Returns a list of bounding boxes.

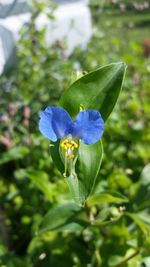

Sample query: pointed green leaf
[38,203,81,234]
[76,140,103,200]
[50,140,64,173]
[87,191,128,206]
[60,62,126,120]
[125,212,150,235]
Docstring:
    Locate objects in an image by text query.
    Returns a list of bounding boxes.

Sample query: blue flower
[39,106,104,145]
[39,106,104,176]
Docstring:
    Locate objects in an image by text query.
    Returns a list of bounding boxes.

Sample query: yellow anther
[71,140,78,149]
[60,138,78,175]
[60,139,69,150]
[61,139,78,151]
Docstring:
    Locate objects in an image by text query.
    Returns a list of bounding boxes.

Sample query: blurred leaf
[15,168,54,202]
[60,62,126,120]
[125,212,150,235]
[140,164,150,185]
[93,206,123,226]
[108,169,132,190]
[0,146,29,165]
[53,222,84,233]
[108,249,140,267]
[134,164,150,210]
[135,211,150,226]
[108,255,124,267]
[38,203,81,234]
[143,257,150,267]
[87,191,128,206]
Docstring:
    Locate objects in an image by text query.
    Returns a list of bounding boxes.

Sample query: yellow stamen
[60,139,69,149]
[71,140,78,148]
[60,138,78,177]
[61,139,78,151]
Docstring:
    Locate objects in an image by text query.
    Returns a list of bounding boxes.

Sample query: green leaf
[52,222,84,233]
[76,140,103,200]
[51,140,103,205]
[143,257,150,267]
[93,207,122,226]
[125,212,150,235]
[140,164,150,185]
[65,175,85,205]
[66,140,103,205]
[38,203,81,234]
[15,168,54,202]
[50,63,126,203]
[60,62,126,121]
[0,146,29,165]
[108,255,124,267]
[136,211,150,225]
[108,249,140,267]
[134,164,150,210]
[87,191,128,207]
[50,140,64,173]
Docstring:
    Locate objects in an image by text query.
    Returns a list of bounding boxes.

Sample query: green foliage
[38,203,82,234]
[52,63,126,204]
[87,191,128,206]
[0,146,29,165]
[60,62,126,120]
[0,1,150,266]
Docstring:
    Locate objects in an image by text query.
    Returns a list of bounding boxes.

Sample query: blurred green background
[0,0,150,266]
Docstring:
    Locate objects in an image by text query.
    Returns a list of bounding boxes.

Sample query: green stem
[85,202,94,223]
[113,250,140,267]
[0,207,12,250]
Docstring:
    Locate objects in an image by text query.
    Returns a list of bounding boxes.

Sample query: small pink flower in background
[9,103,17,116]
[111,0,117,4]
[119,3,126,12]
[0,131,13,149]
[23,106,31,128]
[0,114,11,123]
[23,119,29,128]
[132,72,140,85]
[23,106,31,119]
[23,136,32,146]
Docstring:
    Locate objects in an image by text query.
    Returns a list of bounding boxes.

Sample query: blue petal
[39,106,73,141]
[72,110,104,144]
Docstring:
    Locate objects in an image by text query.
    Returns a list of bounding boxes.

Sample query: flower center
[60,136,79,177]
[60,139,78,159]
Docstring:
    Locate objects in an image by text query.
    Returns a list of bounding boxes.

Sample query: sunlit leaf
[125,212,150,235]
[60,62,126,121]
[87,191,128,206]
